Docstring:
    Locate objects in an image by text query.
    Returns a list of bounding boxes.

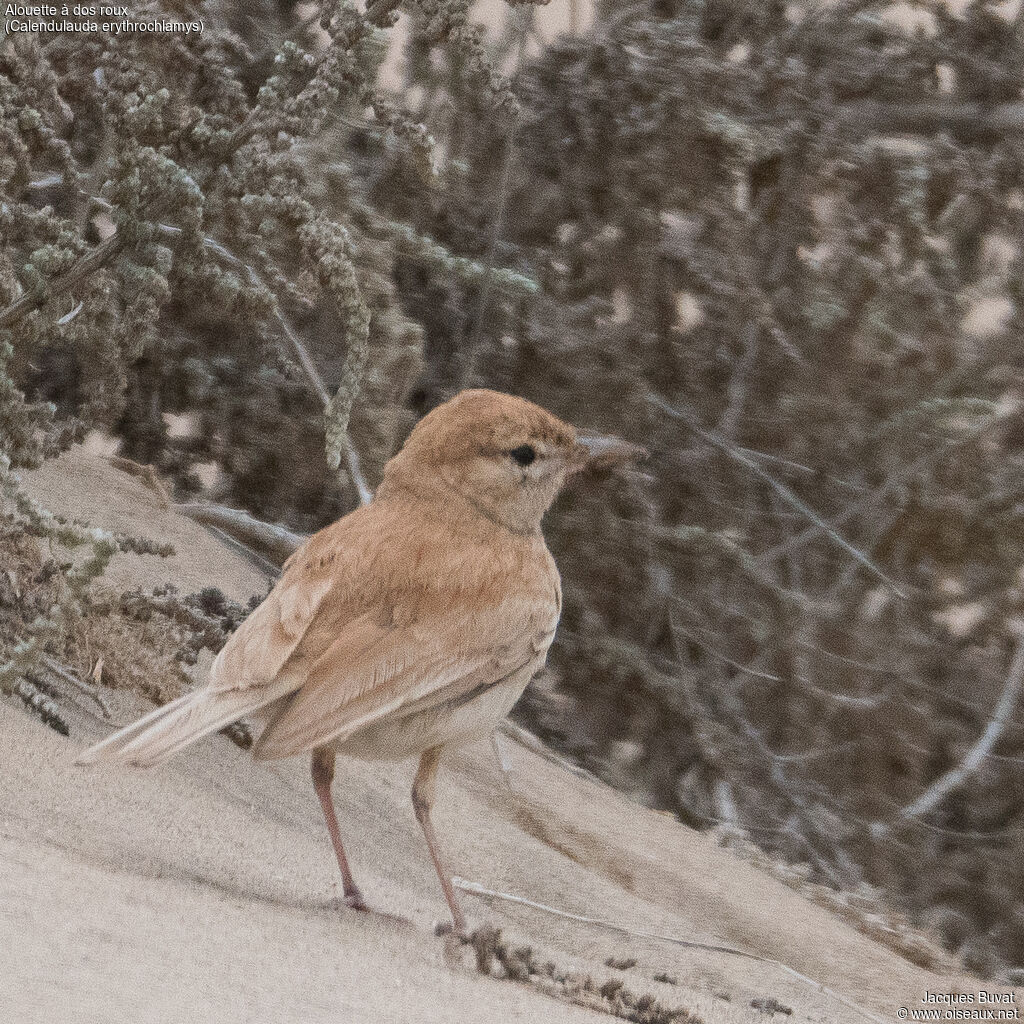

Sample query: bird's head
[379,389,647,535]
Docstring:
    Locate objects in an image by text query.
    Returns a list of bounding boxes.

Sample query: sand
[1,450,1018,1024]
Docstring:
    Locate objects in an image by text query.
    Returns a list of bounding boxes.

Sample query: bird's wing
[207,515,366,695]
[76,518,363,768]
[251,591,558,760]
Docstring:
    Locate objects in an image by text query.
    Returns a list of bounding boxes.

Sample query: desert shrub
[0,1,532,721]
[1,0,538,519]
[0,4,533,732]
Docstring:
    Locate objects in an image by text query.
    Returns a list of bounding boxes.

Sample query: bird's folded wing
[251,594,556,760]
[75,539,347,768]
[207,552,338,694]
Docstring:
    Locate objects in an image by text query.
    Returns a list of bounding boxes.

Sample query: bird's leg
[412,746,466,936]
[311,746,368,911]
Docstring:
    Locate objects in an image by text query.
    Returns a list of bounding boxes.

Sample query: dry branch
[109,457,173,507]
[143,216,374,506]
[454,878,886,1024]
[0,234,125,329]
[651,395,908,597]
[497,719,610,788]
[40,656,111,718]
[460,100,519,389]
[716,322,760,440]
[836,99,1024,141]
[755,412,1009,568]
[175,503,305,565]
[885,634,1024,830]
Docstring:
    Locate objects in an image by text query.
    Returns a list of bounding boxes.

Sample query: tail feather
[75,680,295,768]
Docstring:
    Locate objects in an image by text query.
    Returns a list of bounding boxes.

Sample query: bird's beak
[571,432,649,474]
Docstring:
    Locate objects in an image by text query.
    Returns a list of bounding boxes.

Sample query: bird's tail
[75,680,294,768]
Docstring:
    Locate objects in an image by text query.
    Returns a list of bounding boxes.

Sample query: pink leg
[412,746,466,935]
[311,747,368,911]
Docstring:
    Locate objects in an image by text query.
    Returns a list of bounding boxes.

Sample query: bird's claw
[343,890,370,912]
[433,918,470,942]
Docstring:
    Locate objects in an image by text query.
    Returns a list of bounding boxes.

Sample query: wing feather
[252,596,556,760]
[208,566,336,693]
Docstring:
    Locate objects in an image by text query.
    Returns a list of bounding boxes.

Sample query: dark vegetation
[469,924,702,1023]
[4,0,1024,981]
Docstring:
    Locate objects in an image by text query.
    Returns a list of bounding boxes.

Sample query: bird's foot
[433,918,470,942]
[343,888,370,912]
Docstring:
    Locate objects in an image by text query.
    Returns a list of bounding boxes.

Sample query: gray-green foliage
[1,0,535,521]
[0,452,131,727]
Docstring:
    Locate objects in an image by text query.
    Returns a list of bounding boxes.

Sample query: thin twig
[833,98,1024,141]
[454,877,763,959]
[453,878,886,1024]
[108,457,286,575]
[0,234,125,329]
[716,322,760,439]
[497,720,610,789]
[794,638,893,674]
[163,223,373,505]
[794,675,893,710]
[671,621,783,682]
[109,456,173,507]
[755,411,1007,567]
[736,447,866,492]
[56,300,84,326]
[650,395,908,597]
[175,502,305,565]
[459,6,529,389]
[197,524,286,579]
[460,114,518,389]
[883,634,1024,830]
[39,655,112,718]
[263,279,372,506]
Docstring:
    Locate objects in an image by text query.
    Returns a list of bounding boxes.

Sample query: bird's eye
[508,444,537,467]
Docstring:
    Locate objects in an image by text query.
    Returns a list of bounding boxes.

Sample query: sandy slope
[1,451,1016,1024]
